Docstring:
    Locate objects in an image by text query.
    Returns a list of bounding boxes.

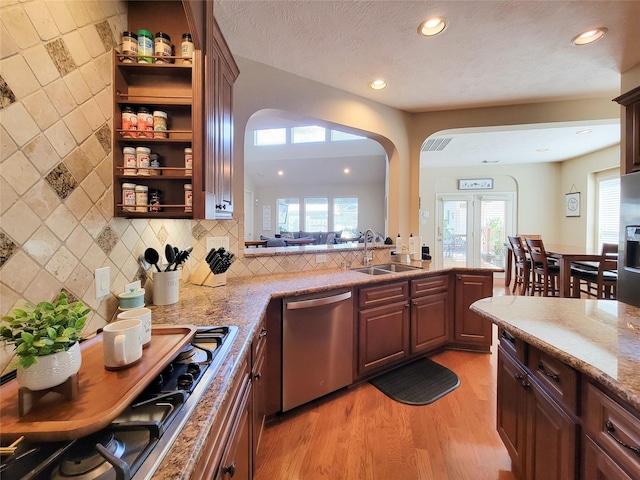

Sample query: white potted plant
[0,292,89,391]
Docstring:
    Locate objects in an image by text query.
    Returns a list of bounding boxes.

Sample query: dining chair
[526,237,560,297]
[508,236,530,295]
[571,243,618,299]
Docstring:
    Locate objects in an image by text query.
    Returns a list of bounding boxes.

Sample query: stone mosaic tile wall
[0,0,379,374]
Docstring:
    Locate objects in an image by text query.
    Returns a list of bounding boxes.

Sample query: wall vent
[421,137,452,152]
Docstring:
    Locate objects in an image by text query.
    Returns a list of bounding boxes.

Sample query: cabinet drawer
[584,434,636,480]
[252,321,267,368]
[499,328,527,364]
[528,346,579,415]
[411,274,449,297]
[358,281,408,309]
[584,383,640,478]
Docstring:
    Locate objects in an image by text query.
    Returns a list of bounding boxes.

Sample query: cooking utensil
[164,244,175,271]
[144,248,162,272]
[173,247,193,270]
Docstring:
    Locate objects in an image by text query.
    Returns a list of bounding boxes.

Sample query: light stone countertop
[149,264,494,478]
[470,296,640,412]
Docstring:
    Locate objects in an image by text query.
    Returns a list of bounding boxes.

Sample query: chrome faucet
[363,229,376,266]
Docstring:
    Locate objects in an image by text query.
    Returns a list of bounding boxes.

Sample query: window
[292,126,325,144]
[331,130,365,141]
[255,128,286,146]
[596,170,620,248]
[277,198,299,233]
[333,197,358,236]
[304,197,328,231]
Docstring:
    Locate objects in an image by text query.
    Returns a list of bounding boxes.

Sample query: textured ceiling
[215,0,639,169]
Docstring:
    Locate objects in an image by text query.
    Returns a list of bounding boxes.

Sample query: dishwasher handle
[285,291,352,310]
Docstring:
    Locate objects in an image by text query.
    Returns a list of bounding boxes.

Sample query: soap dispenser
[396,233,403,254]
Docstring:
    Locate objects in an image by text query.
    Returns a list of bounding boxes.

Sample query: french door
[435,193,515,272]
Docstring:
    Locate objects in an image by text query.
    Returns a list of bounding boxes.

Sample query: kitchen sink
[352,263,421,275]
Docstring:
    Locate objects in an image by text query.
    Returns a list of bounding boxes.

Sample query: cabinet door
[527,379,578,480]
[584,435,635,480]
[358,302,409,377]
[454,273,493,347]
[614,87,640,174]
[252,326,267,460]
[497,348,528,479]
[217,375,252,480]
[410,291,449,354]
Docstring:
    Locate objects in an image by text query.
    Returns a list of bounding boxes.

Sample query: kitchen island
[147,264,493,478]
[471,296,640,479]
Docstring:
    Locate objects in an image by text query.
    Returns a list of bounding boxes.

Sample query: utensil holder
[152,270,180,305]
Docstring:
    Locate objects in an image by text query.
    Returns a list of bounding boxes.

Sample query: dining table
[505,242,607,297]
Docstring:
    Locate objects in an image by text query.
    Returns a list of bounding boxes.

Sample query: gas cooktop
[0,325,238,480]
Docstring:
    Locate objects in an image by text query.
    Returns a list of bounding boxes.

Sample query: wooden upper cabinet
[614,85,640,175]
[202,2,240,219]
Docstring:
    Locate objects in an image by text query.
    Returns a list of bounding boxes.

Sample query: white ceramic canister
[153,110,168,138]
[135,185,148,212]
[184,183,192,212]
[123,146,137,175]
[122,183,136,212]
[184,147,192,176]
[136,146,151,175]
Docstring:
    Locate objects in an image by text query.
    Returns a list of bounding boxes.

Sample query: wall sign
[565,192,580,217]
[458,178,494,190]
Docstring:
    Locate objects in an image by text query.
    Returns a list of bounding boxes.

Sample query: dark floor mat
[370,357,460,406]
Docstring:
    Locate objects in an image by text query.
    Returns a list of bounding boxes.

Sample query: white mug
[103,319,143,370]
[117,307,152,348]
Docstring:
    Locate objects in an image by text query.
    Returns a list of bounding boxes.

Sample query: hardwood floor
[255,280,516,480]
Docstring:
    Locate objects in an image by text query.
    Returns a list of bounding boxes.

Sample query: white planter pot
[16,342,82,391]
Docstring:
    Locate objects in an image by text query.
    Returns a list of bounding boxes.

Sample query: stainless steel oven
[0,325,238,480]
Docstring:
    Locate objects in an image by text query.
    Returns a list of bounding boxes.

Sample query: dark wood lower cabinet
[453,273,493,350]
[584,434,635,480]
[411,291,449,353]
[497,346,578,480]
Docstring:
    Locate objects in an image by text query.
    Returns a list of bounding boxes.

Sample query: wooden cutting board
[0,325,197,442]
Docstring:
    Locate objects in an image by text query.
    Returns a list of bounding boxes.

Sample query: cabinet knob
[254,372,262,380]
[223,461,237,477]
[259,327,267,339]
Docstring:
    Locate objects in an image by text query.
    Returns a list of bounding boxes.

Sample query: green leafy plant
[0,292,89,369]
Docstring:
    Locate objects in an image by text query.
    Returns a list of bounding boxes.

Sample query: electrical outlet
[95,267,110,298]
[316,254,327,263]
[207,236,229,251]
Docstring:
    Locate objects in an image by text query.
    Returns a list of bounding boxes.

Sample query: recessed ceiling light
[418,17,447,37]
[278,170,284,176]
[571,27,607,46]
[369,79,387,90]
[481,160,499,164]
[344,168,350,174]
[576,129,592,135]
[537,148,549,152]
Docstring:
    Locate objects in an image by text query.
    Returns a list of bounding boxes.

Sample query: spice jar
[123,146,137,175]
[149,189,161,212]
[137,29,153,63]
[154,32,172,64]
[122,183,136,212]
[184,147,192,176]
[153,110,168,138]
[121,31,138,63]
[137,107,153,139]
[136,146,151,175]
[184,184,192,212]
[135,185,148,212]
[181,33,194,65]
[149,153,160,175]
[121,106,137,138]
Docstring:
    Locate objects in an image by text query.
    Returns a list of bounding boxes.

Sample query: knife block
[189,261,226,288]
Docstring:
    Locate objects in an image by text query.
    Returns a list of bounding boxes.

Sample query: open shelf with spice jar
[112,49,201,218]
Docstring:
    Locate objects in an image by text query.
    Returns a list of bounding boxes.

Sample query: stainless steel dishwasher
[282,289,354,411]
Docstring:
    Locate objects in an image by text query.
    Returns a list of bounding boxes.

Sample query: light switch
[95,267,110,298]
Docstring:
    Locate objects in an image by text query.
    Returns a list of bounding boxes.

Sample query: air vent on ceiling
[421,137,452,152]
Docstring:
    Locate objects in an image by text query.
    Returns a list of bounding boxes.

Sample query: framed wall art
[458,178,494,190]
[565,192,580,217]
